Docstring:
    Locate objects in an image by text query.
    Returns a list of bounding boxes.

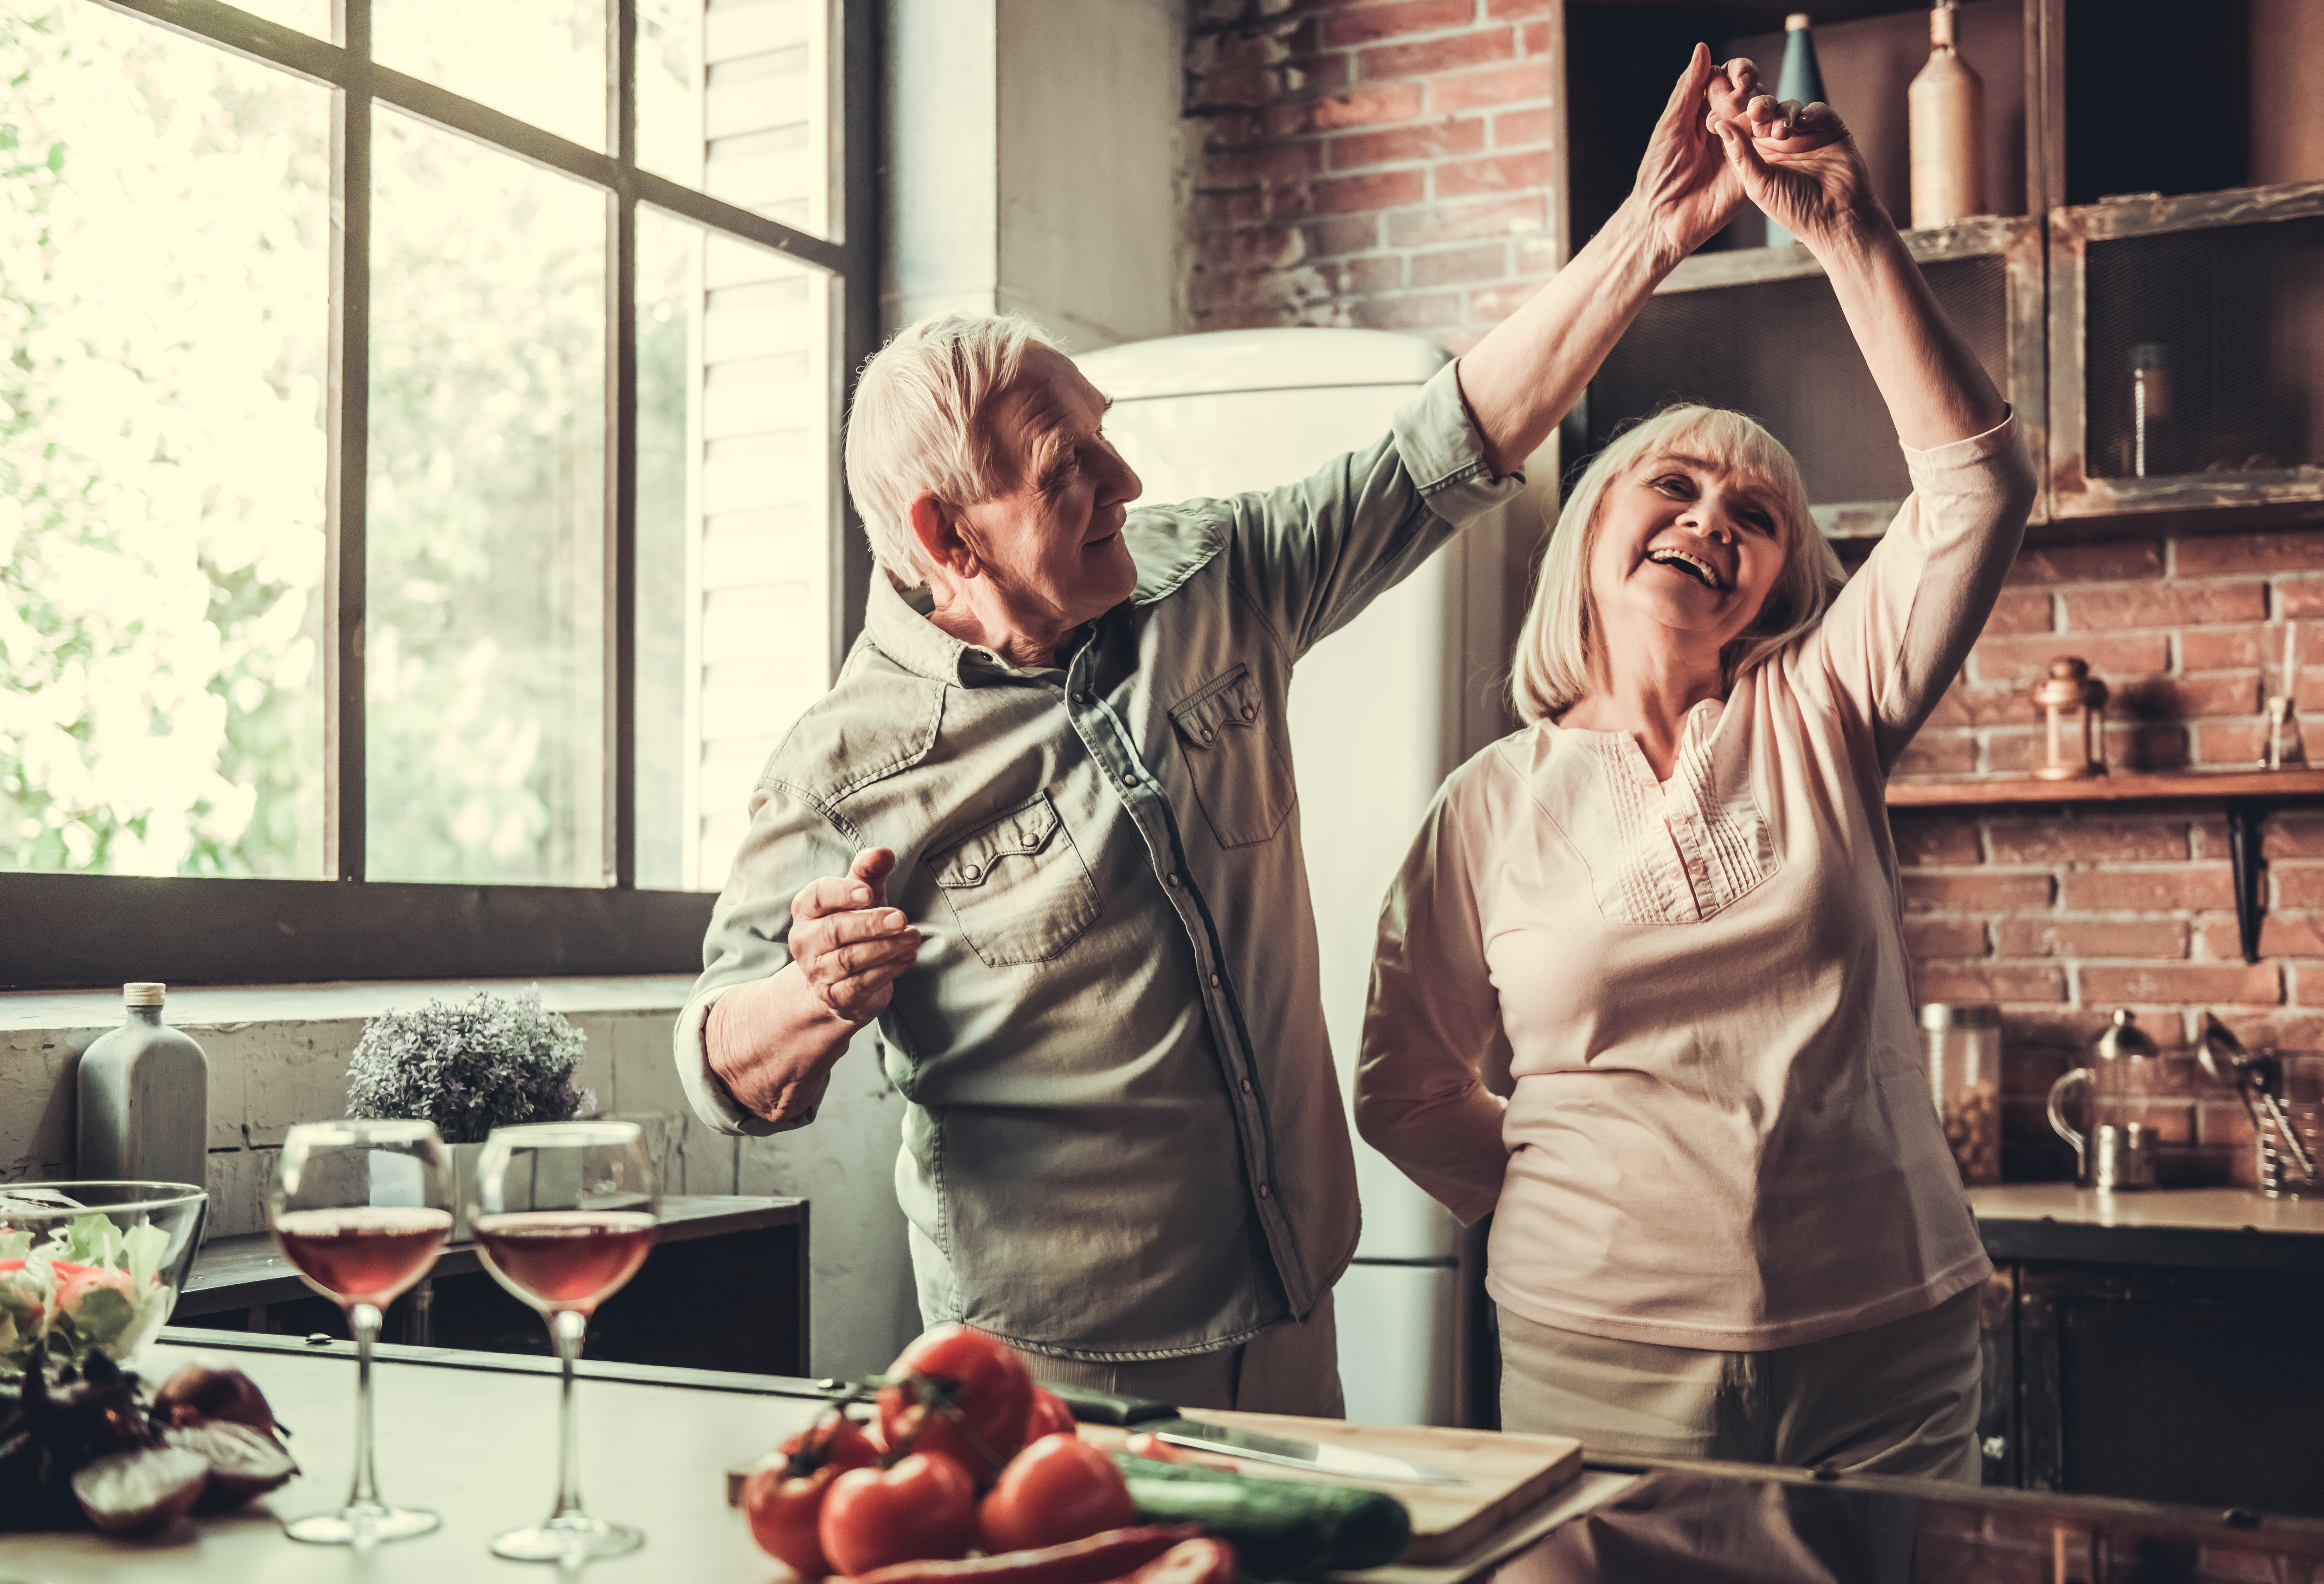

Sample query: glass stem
[347,1302,385,1514]
[547,1308,589,1522]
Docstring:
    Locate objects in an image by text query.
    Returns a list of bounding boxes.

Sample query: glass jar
[1922,1002,2003,1184]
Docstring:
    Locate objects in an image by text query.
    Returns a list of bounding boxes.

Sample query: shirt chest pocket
[928,793,1102,967]
[1170,663,1295,849]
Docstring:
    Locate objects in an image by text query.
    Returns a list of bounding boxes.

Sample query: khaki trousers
[1496,1285,1982,1481]
[1025,1292,1345,1415]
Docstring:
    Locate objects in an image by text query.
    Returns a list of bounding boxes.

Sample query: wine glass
[270,1119,455,1544]
[469,1120,660,1561]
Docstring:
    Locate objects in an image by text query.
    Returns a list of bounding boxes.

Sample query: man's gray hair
[844,312,1056,586]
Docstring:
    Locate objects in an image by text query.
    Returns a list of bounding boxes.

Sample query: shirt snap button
[1202,728,1215,743]
[1240,704,1256,720]
[1209,973,1220,987]
[961,864,982,882]
[1257,1183,1269,1198]
[1240,1079,1251,1093]
[1167,873,1180,887]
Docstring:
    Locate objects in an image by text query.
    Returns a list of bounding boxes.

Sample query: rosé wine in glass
[269,1120,453,1546]
[473,1210,655,1311]
[276,1206,454,1305]
[470,1121,659,1562]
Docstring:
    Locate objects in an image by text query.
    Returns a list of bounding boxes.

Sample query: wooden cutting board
[725,1411,1582,1569]
[1158,1412,1582,1565]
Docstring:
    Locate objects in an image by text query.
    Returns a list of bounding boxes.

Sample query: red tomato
[1023,1387,1077,1444]
[741,1415,884,1575]
[975,1432,1136,1555]
[744,1462,844,1576]
[819,1454,978,1576]
[877,1326,1034,1481]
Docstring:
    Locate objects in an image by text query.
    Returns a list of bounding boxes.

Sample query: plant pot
[366,1139,488,1243]
[447,1140,487,1243]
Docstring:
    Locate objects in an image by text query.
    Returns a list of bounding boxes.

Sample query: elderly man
[675,49,1762,1413]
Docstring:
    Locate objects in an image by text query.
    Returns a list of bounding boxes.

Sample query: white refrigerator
[1075,328,1541,1427]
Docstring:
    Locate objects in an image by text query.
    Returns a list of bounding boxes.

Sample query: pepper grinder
[76,983,210,1191]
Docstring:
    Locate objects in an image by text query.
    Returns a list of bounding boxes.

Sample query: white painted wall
[883,0,1184,346]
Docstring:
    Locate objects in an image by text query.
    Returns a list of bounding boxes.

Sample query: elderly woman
[1355,78,2036,1475]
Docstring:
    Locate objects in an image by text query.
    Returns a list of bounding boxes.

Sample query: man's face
[1585,447,1788,655]
[953,345,1143,639]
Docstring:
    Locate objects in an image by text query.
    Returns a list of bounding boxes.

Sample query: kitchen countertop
[1970,1183,2324,1270]
[9,1334,2323,1583]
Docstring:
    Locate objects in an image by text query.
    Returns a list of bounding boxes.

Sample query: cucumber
[1115,1456,1411,1578]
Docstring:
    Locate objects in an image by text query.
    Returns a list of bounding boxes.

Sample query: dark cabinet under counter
[1971,1185,2324,1517]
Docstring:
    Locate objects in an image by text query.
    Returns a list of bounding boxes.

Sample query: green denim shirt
[674,361,1520,1361]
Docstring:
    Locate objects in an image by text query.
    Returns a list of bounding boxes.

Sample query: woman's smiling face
[1585,447,1790,658]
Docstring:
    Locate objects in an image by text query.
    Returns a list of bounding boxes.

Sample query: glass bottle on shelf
[1909,0,1984,229]
[1922,1002,2002,1184]
[1767,14,1825,248]
[2131,342,2173,477]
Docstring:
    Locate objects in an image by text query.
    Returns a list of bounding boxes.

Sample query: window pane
[234,0,330,35]
[640,0,834,241]
[635,207,833,891]
[374,0,608,154]
[0,6,329,878]
[368,108,606,885]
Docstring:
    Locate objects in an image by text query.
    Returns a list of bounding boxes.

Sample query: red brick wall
[1896,526,2324,1188]
[1183,0,1560,353]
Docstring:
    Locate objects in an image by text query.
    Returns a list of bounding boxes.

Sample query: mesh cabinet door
[2050,181,2324,517]
[1582,216,2046,539]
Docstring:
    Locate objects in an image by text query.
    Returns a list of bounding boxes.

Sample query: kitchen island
[8,1330,2323,1583]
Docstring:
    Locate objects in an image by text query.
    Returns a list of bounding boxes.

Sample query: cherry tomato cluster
[745,1325,1135,1579]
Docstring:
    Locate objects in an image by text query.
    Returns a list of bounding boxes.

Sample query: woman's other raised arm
[1704,71,2007,449]
[1455,45,1756,478]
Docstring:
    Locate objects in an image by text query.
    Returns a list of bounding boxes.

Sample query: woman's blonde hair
[1511,405,1845,723]
[844,312,1056,586]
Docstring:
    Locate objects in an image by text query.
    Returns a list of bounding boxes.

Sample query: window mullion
[604,0,639,890]
[325,0,374,883]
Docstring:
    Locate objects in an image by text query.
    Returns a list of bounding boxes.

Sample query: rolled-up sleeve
[673,778,859,1137]
[1218,359,1527,658]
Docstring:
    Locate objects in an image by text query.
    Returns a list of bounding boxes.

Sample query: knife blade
[1048,1386,1464,1485]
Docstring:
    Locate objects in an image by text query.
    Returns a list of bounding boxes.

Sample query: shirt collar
[865,572,1112,687]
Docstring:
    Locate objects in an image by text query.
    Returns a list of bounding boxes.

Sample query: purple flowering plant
[344,987,596,1145]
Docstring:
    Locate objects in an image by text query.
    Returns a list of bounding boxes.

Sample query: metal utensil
[1050,1386,1464,1485]
[2198,1016,2318,1181]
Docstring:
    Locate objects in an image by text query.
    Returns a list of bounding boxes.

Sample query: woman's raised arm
[1705,71,2007,450]
[1455,45,1756,478]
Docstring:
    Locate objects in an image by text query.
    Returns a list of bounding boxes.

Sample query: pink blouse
[1356,416,2036,1351]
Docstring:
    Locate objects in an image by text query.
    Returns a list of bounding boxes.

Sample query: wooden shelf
[1888,769,2324,808]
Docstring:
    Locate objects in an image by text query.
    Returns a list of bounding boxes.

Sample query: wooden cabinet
[2000,1261,2324,1517]
[1559,0,2324,531]
[171,1195,811,1377]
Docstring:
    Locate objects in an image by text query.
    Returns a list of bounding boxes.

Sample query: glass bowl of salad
[0,1182,207,1379]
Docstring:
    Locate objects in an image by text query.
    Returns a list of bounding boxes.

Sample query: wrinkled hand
[789,848,921,1026]
[1705,60,1882,250]
[1630,44,1756,270]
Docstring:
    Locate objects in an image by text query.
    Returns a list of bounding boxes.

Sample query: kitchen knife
[1050,1386,1463,1485]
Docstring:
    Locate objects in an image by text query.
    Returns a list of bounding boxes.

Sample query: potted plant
[344,987,596,1239]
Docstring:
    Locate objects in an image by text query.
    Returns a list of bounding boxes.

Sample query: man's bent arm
[703,966,863,1125]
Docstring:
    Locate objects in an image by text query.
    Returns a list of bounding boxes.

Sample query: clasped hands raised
[1632,42,1885,272]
